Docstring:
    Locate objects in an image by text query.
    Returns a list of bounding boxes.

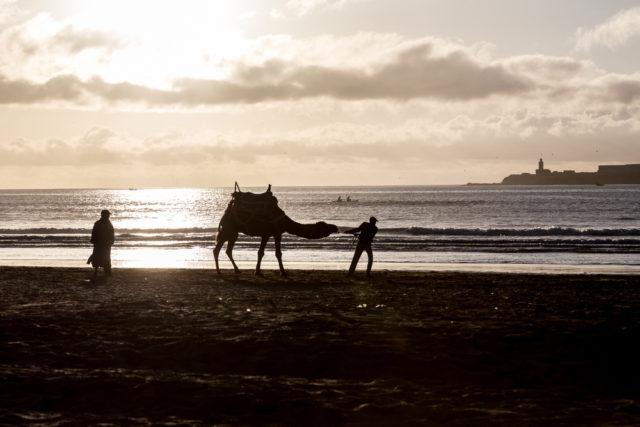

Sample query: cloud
[0,74,84,103]
[4,105,639,168]
[269,9,285,19]
[286,0,348,16]
[0,23,638,111]
[278,0,365,17]
[503,55,596,84]
[6,17,129,56]
[0,0,21,24]
[0,127,125,166]
[575,7,640,51]
[591,74,640,104]
[51,24,129,54]
[0,11,131,83]
[2,108,638,186]
[0,42,534,105]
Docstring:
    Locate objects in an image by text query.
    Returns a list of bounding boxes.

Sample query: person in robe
[89,209,115,276]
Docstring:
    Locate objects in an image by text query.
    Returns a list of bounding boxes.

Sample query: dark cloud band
[0,43,534,105]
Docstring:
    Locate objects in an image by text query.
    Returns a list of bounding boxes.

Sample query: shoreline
[5,264,640,276]
[2,266,640,424]
[2,259,640,275]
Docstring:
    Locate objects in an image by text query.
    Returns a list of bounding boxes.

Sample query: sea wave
[397,227,640,237]
[3,226,640,237]
[2,226,640,255]
[2,233,640,254]
[313,199,490,206]
[0,227,217,235]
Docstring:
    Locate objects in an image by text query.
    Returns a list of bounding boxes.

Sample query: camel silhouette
[214,183,338,275]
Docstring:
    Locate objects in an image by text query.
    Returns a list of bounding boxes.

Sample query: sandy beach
[1,267,639,425]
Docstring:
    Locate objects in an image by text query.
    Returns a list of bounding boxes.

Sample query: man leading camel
[345,216,378,277]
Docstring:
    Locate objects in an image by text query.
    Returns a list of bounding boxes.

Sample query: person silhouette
[345,216,378,277]
[89,209,114,276]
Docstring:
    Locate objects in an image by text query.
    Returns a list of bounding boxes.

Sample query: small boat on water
[332,196,358,203]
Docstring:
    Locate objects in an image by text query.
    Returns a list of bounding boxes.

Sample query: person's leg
[348,244,364,276]
[105,250,112,276]
[365,245,373,276]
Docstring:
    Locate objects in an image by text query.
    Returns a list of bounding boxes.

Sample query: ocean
[1,185,639,273]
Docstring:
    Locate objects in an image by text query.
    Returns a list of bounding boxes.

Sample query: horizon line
[0,183,473,191]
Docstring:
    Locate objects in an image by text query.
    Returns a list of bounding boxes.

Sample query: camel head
[285,220,338,239]
[315,221,339,238]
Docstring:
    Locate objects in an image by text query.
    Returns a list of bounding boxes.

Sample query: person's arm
[90,223,96,244]
[344,223,364,234]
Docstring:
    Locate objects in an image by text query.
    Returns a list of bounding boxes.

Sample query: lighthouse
[536,158,550,175]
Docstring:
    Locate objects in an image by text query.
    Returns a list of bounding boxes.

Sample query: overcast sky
[1,0,639,188]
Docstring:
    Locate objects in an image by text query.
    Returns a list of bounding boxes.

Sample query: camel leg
[213,237,225,274]
[226,235,241,274]
[256,235,269,276]
[214,232,240,274]
[274,234,286,276]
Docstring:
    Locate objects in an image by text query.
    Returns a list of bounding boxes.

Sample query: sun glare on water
[113,188,224,230]
[105,187,229,267]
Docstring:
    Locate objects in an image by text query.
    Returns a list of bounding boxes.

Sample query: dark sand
[1,267,640,425]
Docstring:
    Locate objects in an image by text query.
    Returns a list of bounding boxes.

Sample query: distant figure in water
[345,216,378,277]
[346,196,351,202]
[88,209,114,276]
[337,195,342,202]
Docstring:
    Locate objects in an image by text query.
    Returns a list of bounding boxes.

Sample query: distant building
[500,159,640,185]
[535,158,550,176]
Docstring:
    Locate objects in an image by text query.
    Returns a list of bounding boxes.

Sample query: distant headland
[468,159,640,185]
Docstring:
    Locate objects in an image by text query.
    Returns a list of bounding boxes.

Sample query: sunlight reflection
[109,188,228,230]
[114,247,196,268]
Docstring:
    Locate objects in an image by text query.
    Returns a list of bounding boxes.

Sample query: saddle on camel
[214,182,338,275]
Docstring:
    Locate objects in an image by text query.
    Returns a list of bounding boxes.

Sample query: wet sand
[1,267,639,425]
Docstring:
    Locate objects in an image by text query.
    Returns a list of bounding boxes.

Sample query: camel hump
[235,182,269,193]
[228,182,281,222]
[232,182,274,205]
